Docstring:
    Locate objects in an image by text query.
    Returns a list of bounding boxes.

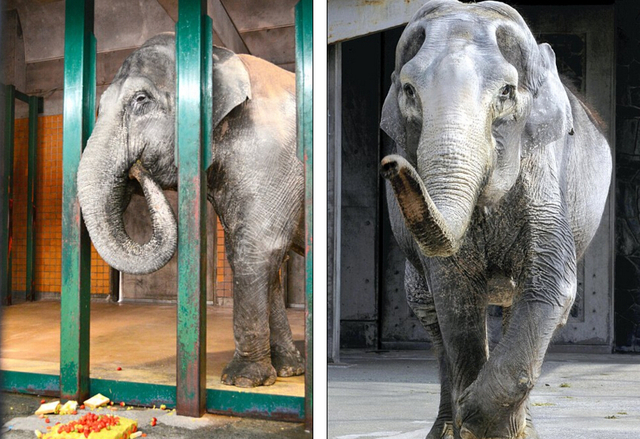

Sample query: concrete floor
[1,301,305,396]
[329,350,640,439]
[0,392,311,438]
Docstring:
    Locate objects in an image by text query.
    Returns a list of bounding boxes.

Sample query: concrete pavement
[1,392,310,439]
[329,350,640,439]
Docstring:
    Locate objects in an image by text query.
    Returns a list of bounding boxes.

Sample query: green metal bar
[26,96,41,301]
[295,0,313,430]
[0,371,303,419]
[203,16,213,170]
[175,0,209,417]
[1,371,60,397]
[90,379,176,407]
[60,0,95,402]
[14,89,30,104]
[206,389,304,421]
[1,85,15,306]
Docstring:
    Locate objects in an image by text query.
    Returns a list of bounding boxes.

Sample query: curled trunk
[77,134,177,274]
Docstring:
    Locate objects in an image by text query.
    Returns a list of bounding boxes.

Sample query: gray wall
[614,0,640,352]
[339,34,382,348]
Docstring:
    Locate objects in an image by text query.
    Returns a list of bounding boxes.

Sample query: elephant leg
[221,237,277,387]
[269,261,304,377]
[405,262,454,439]
[426,257,489,439]
[501,307,540,439]
[456,221,576,439]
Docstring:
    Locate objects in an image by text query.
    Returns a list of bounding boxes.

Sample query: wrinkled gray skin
[77,33,304,387]
[380,1,611,438]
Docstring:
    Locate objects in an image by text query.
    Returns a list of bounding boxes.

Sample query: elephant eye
[134,92,149,104]
[499,85,514,99]
[403,83,416,99]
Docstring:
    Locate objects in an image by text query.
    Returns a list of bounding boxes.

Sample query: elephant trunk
[382,116,489,257]
[77,124,177,275]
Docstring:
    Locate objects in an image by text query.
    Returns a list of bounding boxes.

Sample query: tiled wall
[10,115,233,299]
[215,220,233,300]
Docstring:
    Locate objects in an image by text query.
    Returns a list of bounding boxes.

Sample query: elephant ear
[494,18,573,154]
[381,21,427,153]
[522,43,573,153]
[212,45,252,132]
[381,72,406,151]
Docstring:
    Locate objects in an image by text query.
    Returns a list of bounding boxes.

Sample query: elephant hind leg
[404,262,453,439]
[269,257,304,377]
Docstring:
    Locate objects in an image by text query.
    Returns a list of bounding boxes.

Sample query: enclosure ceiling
[4,0,296,69]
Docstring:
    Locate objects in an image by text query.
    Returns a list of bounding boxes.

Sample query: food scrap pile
[40,413,137,439]
[33,394,160,439]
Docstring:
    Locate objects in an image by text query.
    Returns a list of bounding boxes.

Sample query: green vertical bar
[203,17,213,170]
[176,0,208,417]
[60,0,95,402]
[1,85,15,306]
[295,0,313,430]
[26,96,40,301]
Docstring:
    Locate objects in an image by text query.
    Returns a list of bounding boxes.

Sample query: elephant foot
[426,420,453,439]
[456,385,527,439]
[271,346,305,377]
[521,407,540,439]
[221,357,277,388]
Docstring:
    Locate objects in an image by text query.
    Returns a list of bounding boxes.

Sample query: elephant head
[380,0,573,257]
[77,33,251,274]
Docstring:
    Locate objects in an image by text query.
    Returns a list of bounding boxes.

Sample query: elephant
[77,33,305,387]
[379,1,611,438]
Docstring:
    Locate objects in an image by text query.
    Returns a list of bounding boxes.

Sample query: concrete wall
[614,0,640,352]
[339,34,382,349]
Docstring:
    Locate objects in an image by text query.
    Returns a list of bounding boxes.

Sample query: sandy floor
[1,301,305,397]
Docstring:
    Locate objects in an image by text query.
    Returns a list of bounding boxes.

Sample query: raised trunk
[382,119,489,257]
[77,129,177,275]
[382,154,462,257]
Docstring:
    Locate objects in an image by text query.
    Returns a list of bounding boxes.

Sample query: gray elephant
[380,1,611,438]
[77,33,304,387]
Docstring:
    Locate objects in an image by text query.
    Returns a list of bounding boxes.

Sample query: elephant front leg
[221,258,277,387]
[405,262,454,439]
[427,258,489,438]
[456,230,576,439]
[269,260,305,377]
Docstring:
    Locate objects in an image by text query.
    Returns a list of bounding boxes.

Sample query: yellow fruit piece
[83,394,110,409]
[35,401,61,415]
[59,401,78,415]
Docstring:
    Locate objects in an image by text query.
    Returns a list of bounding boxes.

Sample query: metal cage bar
[60,0,96,402]
[26,95,42,302]
[295,0,313,430]
[175,0,210,417]
[0,87,42,305]
[1,85,15,306]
